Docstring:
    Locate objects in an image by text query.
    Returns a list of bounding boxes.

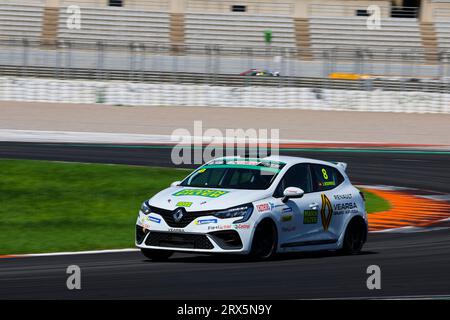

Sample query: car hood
[148,186,272,211]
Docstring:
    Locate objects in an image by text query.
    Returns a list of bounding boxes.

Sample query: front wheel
[140,248,173,261]
[249,220,278,260]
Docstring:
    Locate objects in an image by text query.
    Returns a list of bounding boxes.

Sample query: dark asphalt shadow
[141,250,379,264]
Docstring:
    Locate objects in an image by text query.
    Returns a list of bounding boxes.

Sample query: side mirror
[282,187,304,203]
[170,181,181,187]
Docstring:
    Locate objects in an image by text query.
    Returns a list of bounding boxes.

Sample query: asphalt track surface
[0,142,449,299]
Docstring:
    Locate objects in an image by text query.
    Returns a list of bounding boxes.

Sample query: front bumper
[135,211,253,254]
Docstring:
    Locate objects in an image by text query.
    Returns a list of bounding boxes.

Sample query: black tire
[249,220,278,260]
[341,219,366,255]
[140,248,173,261]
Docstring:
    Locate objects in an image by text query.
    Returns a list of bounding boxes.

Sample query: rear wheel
[140,248,173,261]
[249,220,278,260]
[341,219,366,255]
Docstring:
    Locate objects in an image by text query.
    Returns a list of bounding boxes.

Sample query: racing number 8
[321,168,328,180]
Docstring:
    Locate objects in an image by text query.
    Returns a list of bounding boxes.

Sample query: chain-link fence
[1,38,450,82]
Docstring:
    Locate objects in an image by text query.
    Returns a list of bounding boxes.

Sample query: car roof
[210,155,337,167]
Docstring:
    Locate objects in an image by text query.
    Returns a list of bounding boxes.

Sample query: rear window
[311,164,344,192]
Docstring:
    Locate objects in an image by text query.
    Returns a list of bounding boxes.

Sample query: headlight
[141,201,151,214]
[214,204,253,223]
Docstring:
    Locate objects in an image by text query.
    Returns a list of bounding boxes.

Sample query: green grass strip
[360,188,391,213]
[1,159,390,254]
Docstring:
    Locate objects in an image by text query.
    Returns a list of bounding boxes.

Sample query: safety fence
[2,38,450,113]
[2,38,450,81]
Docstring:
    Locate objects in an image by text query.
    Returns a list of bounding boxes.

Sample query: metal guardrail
[1,64,450,94]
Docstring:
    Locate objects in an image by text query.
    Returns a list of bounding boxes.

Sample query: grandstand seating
[308,16,424,54]
[0,2,44,40]
[60,0,169,11]
[186,0,293,16]
[184,13,296,49]
[57,6,170,43]
[2,0,450,60]
[435,22,450,51]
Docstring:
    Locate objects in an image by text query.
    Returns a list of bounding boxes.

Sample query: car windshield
[180,159,285,190]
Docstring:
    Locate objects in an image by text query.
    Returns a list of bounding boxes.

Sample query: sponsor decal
[208,225,232,231]
[195,218,218,225]
[323,181,336,187]
[168,228,185,233]
[176,201,193,207]
[197,168,206,173]
[208,224,251,231]
[282,207,293,213]
[230,160,260,165]
[320,194,333,230]
[334,194,352,200]
[256,203,270,212]
[281,214,293,222]
[172,189,229,198]
[234,224,251,229]
[333,202,358,215]
[303,209,318,224]
[149,216,161,224]
[269,202,284,210]
[282,226,296,232]
[141,215,160,229]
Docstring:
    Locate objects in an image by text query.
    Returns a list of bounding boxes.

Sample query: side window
[274,164,312,197]
[311,164,344,192]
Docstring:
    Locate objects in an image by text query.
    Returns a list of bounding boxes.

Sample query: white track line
[2,248,139,258]
[0,129,447,147]
[357,185,417,191]
[416,194,450,201]
[370,226,450,234]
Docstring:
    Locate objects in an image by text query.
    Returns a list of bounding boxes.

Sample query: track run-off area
[0,142,449,299]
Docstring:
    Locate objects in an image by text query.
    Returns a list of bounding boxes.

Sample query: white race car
[136,156,368,260]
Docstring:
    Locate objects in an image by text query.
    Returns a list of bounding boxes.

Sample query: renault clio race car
[136,156,368,260]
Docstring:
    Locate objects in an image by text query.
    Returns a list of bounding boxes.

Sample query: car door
[273,164,324,246]
[310,164,346,242]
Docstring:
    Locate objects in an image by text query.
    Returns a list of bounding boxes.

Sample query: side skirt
[280,239,338,248]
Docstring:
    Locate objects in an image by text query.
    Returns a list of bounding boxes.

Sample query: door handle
[309,203,319,208]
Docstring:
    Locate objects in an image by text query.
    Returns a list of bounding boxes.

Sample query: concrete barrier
[0,77,449,113]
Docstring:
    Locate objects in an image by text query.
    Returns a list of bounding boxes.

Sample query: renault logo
[173,208,184,222]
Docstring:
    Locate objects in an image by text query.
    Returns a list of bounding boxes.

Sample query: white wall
[0,77,449,113]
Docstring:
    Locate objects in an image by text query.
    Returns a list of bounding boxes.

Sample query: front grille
[150,206,215,228]
[135,225,149,244]
[145,231,214,249]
